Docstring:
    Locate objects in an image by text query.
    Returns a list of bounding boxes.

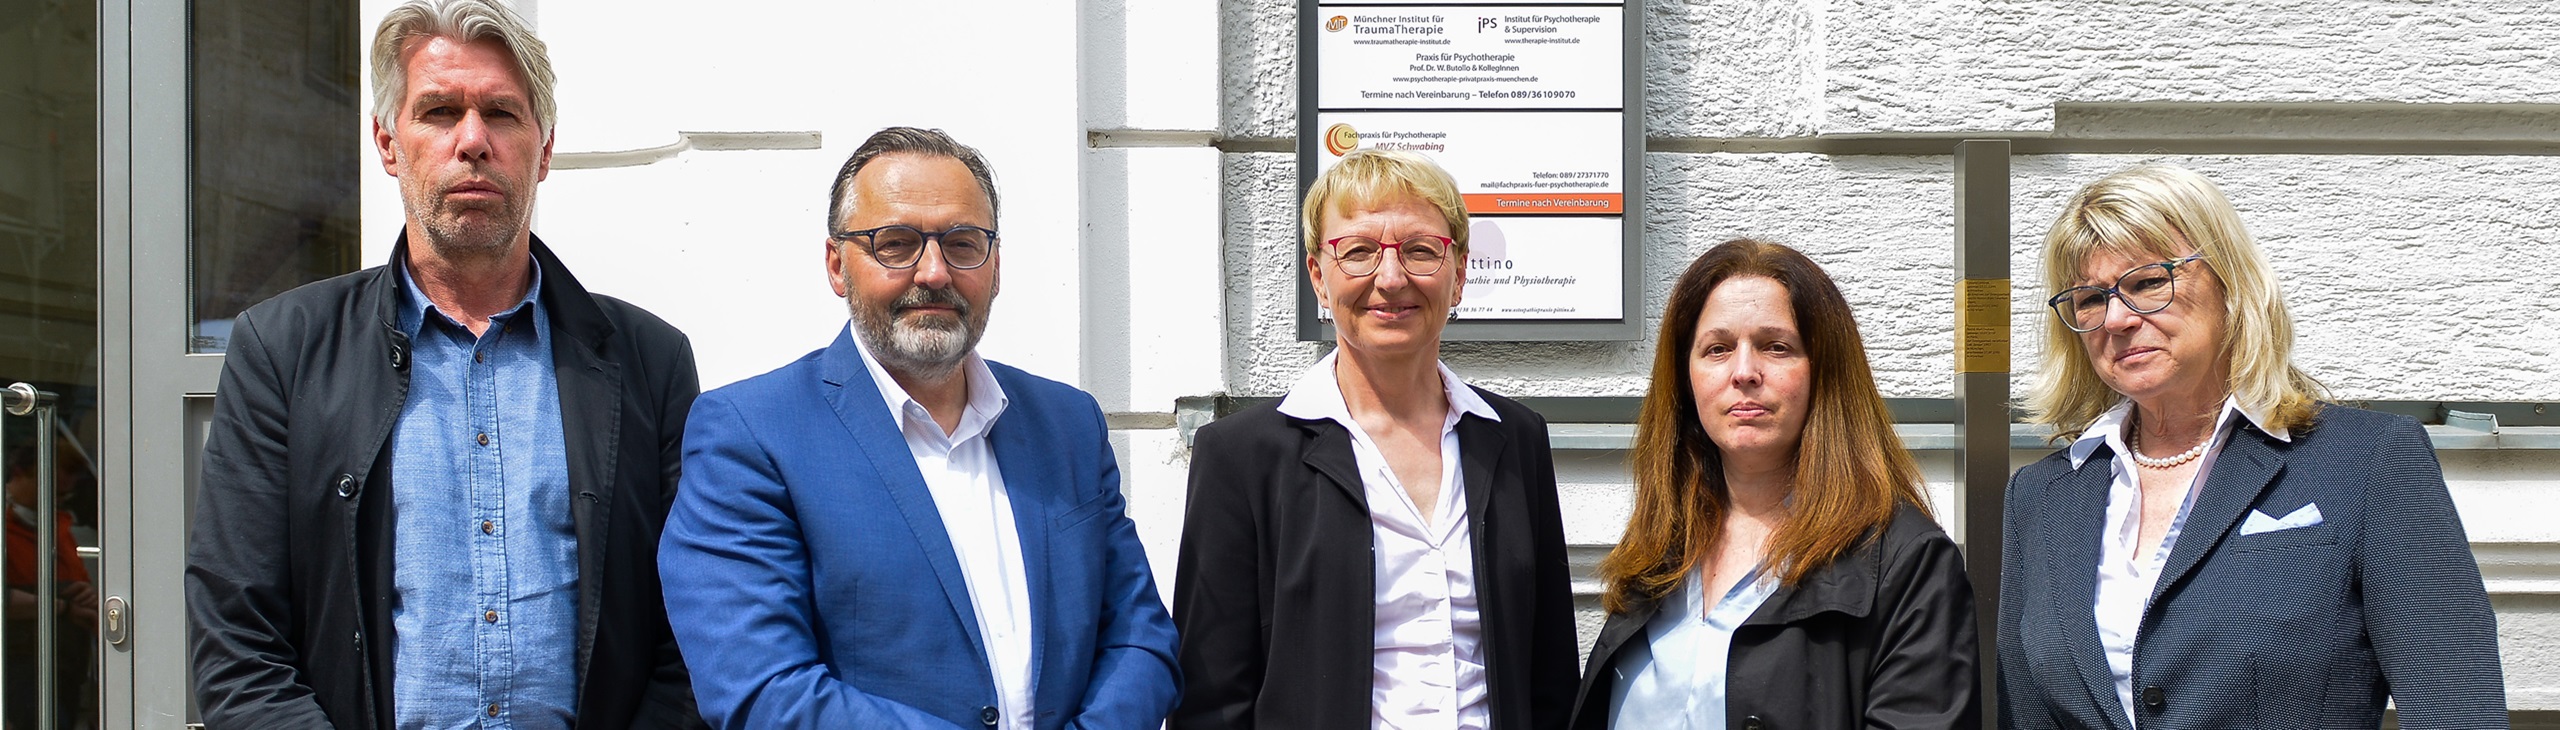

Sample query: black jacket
[1169,389,1579,730]
[1570,503,1980,730]
[186,234,706,729]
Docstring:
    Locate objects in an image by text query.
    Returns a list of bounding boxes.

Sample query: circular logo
[1326,15,1349,32]
[1323,123,1360,156]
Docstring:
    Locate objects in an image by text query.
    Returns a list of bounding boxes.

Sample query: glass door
[2,0,104,726]
[102,0,359,725]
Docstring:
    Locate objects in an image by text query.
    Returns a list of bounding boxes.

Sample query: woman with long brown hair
[1568,239,1979,729]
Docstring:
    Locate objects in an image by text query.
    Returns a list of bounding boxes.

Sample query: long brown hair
[1598,239,1927,613]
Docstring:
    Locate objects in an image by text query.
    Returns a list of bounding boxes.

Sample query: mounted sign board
[1297,1,1643,341]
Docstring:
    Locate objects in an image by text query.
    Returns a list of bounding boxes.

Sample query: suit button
[2142,685,2165,708]
[1741,716,1766,730]
[334,474,359,499]
[978,705,999,726]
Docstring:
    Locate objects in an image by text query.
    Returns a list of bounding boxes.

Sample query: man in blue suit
[659,127,1179,729]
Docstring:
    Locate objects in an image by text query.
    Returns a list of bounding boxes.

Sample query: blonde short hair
[370,0,558,142]
[1300,149,1469,258]
[2028,164,2324,440]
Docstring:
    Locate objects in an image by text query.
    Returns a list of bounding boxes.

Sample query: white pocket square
[2240,503,2324,536]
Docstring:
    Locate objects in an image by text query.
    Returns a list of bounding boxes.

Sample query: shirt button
[484,610,499,623]
[1741,716,1765,730]
[2142,685,2165,708]
[476,432,490,446]
[481,520,495,535]
[486,703,499,717]
[475,351,487,363]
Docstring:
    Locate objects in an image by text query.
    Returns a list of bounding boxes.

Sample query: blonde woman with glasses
[1171,149,1577,729]
[1999,164,2506,729]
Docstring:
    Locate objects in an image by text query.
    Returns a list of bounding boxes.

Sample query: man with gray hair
[659,127,1179,728]
[186,0,705,727]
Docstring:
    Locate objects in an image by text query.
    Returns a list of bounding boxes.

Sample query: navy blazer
[658,328,1180,729]
[1998,404,2506,730]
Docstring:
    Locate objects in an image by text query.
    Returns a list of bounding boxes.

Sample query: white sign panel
[1315,8,1624,110]
[1303,2,1633,331]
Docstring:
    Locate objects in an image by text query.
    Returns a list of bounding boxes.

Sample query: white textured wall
[1222,0,2560,137]
[1818,0,2560,133]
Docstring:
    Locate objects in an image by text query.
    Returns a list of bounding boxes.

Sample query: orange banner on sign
[1462,193,1624,215]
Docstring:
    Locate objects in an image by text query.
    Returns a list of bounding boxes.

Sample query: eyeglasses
[830,225,998,270]
[2046,254,2207,333]
[1323,234,1454,277]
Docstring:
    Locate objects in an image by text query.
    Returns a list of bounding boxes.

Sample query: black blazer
[1999,405,2506,729]
[1170,387,1578,730]
[187,234,706,729]
[1568,503,1980,730]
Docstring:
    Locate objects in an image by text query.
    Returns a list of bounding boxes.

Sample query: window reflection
[2,0,102,725]
[189,0,361,353]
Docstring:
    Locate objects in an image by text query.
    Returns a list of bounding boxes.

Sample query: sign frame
[1295,0,1645,342]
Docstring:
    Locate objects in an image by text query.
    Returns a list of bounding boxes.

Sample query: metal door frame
[99,0,222,725]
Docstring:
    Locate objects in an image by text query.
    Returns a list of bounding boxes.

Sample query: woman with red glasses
[1170,149,1577,730]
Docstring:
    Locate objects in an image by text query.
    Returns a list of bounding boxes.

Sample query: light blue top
[1606,565,1780,730]
[390,259,578,729]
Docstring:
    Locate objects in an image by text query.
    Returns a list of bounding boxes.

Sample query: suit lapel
[1455,412,1505,534]
[1590,592,1659,664]
[2148,426,2284,613]
[1295,417,1367,510]
[985,371,1052,708]
[818,331,993,671]
[549,296,621,696]
[2042,458,2128,730]
[1452,411,1508,707]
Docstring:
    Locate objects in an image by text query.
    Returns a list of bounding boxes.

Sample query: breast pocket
[1051,489,1117,532]
[2227,523,2337,553]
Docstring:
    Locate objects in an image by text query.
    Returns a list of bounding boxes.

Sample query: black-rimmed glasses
[2046,253,2207,333]
[830,225,998,270]
[1324,234,1453,277]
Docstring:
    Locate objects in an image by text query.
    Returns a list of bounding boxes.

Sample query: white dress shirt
[854,336,1036,730]
[2067,396,2289,727]
[1277,352,1498,730]
[1604,565,1780,730]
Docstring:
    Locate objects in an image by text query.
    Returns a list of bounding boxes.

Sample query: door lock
[103,595,128,646]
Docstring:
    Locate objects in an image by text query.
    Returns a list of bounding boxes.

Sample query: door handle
[104,595,128,646]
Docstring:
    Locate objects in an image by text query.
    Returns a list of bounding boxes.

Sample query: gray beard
[852,286,986,380]
[397,158,529,260]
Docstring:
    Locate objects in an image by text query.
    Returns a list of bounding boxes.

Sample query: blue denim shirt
[389,259,579,729]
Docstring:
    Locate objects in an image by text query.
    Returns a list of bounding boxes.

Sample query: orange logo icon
[1326,15,1349,32]
[1323,123,1360,156]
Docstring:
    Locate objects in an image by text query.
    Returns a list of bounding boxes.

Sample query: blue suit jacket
[660,328,1179,729]
[1998,405,2506,730]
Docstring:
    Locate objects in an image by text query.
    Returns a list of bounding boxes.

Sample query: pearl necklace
[2128,425,2210,469]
